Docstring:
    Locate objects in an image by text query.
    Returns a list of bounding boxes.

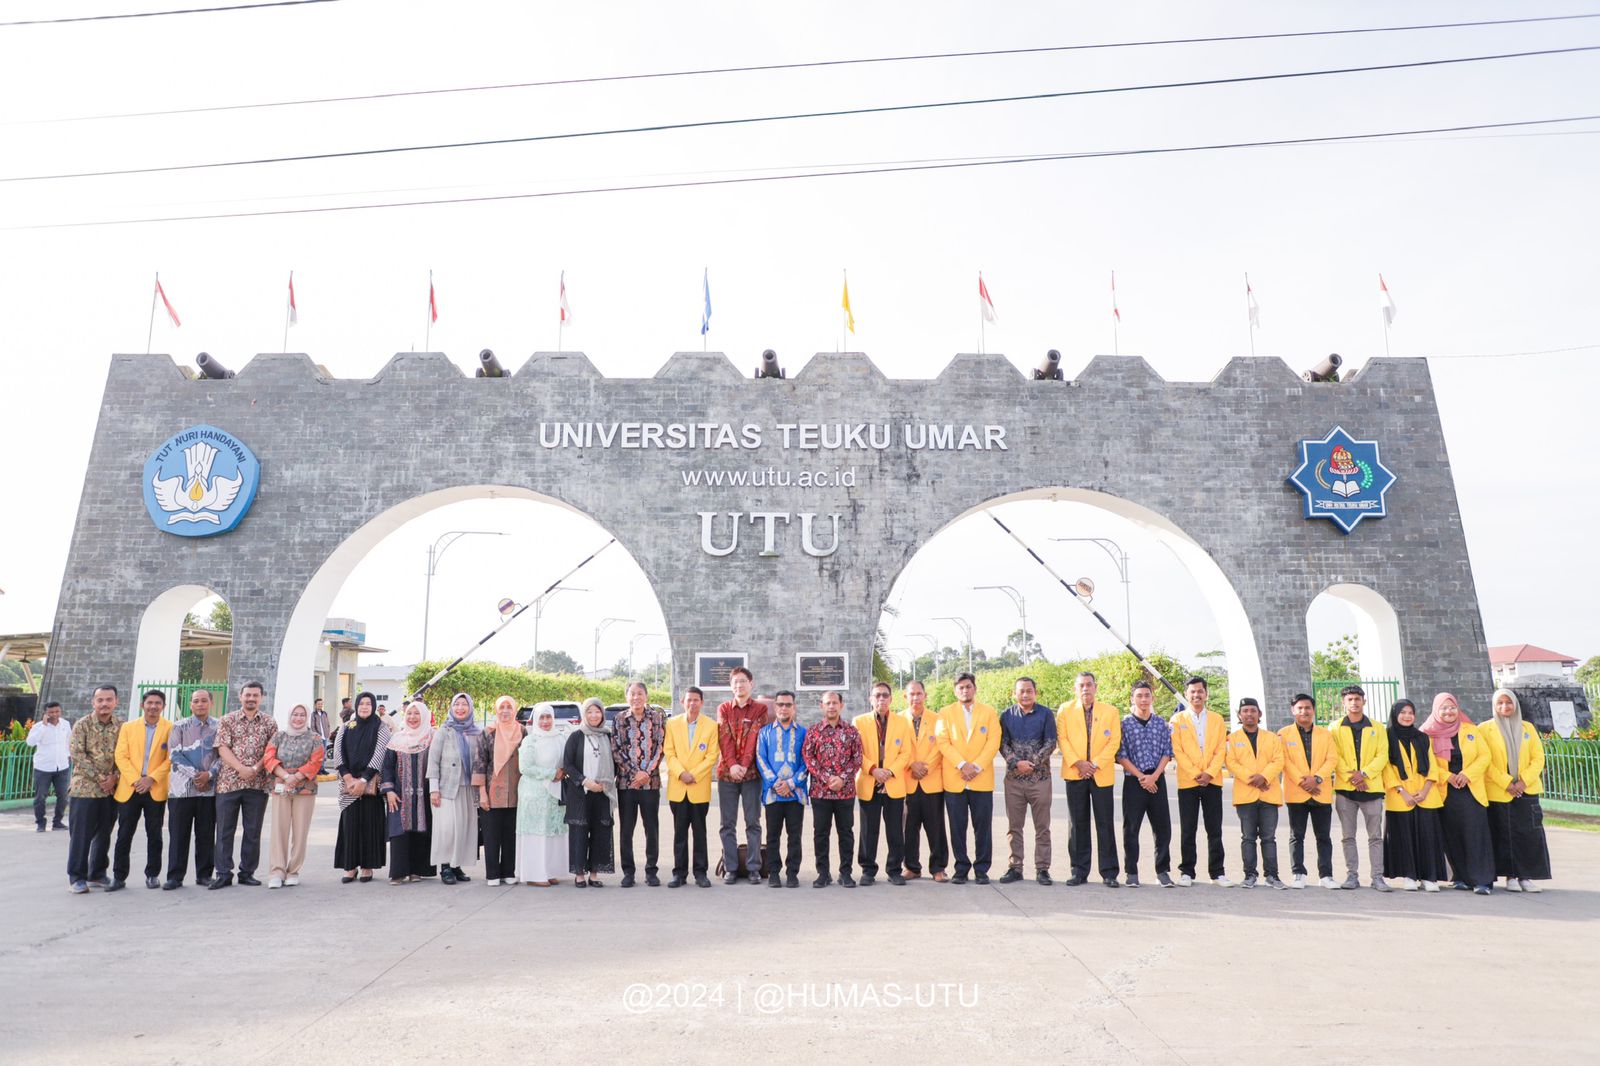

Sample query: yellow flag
[841,275,856,333]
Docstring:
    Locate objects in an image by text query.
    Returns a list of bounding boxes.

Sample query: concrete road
[1,788,1592,1065]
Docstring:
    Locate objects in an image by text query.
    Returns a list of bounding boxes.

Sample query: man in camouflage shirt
[67,684,123,894]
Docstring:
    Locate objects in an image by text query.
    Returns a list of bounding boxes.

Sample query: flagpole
[1245,272,1255,358]
[281,271,293,353]
[1111,270,1119,356]
[978,271,985,355]
[557,270,564,353]
[425,270,433,352]
[146,272,159,355]
[839,269,845,354]
[1382,311,1391,358]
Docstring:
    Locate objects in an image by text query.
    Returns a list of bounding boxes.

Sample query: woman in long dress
[563,698,618,887]
[333,691,390,882]
[1484,687,1552,893]
[1421,693,1496,895]
[428,692,483,885]
[1381,699,1447,891]
[515,704,568,887]
[382,700,437,885]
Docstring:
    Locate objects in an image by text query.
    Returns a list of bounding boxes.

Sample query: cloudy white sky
[1,0,1595,683]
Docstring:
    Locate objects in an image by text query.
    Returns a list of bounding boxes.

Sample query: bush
[898,649,1204,717]
[403,661,655,723]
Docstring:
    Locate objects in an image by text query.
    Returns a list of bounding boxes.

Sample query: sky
[1,0,1596,684]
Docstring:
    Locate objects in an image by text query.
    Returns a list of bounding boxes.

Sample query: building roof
[1488,644,1580,667]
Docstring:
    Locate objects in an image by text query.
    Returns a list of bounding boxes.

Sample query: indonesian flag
[429,273,439,323]
[1379,274,1397,326]
[287,271,298,326]
[156,277,181,327]
[1111,270,1121,322]
[560,271,573,325]
[1247,276,1260,328]
[978,273,998,323]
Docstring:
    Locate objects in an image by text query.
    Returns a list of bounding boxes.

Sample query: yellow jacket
[1441,722,1492,807]
[114,717,173,802]
[1480,720,1545,801]
[1224,728,1284,805]
[899,709,943,795]
[664,713,720,804]
[1383,743,1446,812]
[934,702,1001,793]
[855,711,914,800]
[1330,717,1388,797]
[1055,699,1121,786]
[1171,709,1227,789]
[1277,724,1337,805]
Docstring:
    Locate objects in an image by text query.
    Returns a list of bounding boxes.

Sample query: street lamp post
[974,584,1029,662]
[530,586,590,670]
[889,646,919,687]
[1050,537,1132,646]
[910,633,941,680]
[628,631,664,678]
[935,616,974,674]
[423,529,507,660]
[593,617,633,677]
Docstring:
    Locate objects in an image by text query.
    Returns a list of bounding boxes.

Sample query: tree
[1577,655,1600,686]
[178,612,204,682]
[1003,628,1043,663]
[523,649,583,675]
[608,657,631,680]
[207,600,232,631]
[1312,634,1360,682]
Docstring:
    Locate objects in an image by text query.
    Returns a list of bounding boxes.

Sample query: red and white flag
[1112,270,1121,322]
[978,273,998,323]
[428,273,439,323]
[560,271,574,325]
[287,272,298,326]
[156,277,181,327]
[1379,274,1397,326]
[1247,275,1260,328]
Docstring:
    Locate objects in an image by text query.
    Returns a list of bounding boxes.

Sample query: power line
[1424,343,1600,359]
[12,114,1593,230]
[0,0,337,27]
[24,11,1600,123]
[8,44,1598,184]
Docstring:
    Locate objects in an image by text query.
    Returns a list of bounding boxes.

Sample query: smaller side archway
[1308,583,1407,710]
[132,584,232,720]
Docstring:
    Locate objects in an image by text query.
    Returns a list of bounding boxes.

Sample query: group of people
[39,668,1552,897]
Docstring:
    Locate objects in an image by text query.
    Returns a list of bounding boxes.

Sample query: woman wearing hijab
[333,691,390,882]
[264,703,325,889]
[562,697,618,887]
[382,700,437,885]
[1380,699,1447,892]
[428,692,483,885]
[1483,688,1551,893]
[478,695,525,886]
[1420,693,1496,895]
[515,703,569,886]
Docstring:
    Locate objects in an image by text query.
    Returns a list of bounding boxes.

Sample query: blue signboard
[1287,425,1396,534]
[142,425,260,537]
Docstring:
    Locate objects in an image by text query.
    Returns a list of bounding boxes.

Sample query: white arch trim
[940,488,1265,722]
[1316,584,1406,700]
[132,583,218,721]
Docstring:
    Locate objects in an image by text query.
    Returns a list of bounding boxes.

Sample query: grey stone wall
[41,350,1490,728]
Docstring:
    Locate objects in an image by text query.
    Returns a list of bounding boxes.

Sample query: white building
[1489,644,1579,687]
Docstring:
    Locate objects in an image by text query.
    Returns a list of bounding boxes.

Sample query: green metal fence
[137,681,229,719]
[1,740,34,802]
[1311,679,1402,725]
[1540,736,1600,809]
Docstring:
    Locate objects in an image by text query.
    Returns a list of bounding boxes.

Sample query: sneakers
[267,877,284,889]
[1341,873,1361,890]
[1473,885,1493,895]
[1177,874,1193,887]
[36,824,46,833]
[1289,874,1306,889]
[285,874,300,887]
[69,880,89,894]
[1265,876,1288,890]
[1372,878,1393,893]
[767,873,782,888]
[1240,876,1257,889]
[1320,876,1340,890]
[1421,880,1440,892]
[620,874,636,888]
[1392,877,1418,891]
[1502,877,1523,893]
[1212,876,1234,888]
[1157,873,1175,887]
[1125,875,1141,888]
[1103,877,1120,888]
[485,878,502,887]
[1521,879,1543,893]
[998,868,1023,885]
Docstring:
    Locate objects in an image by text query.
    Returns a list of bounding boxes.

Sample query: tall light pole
[889,646,919,687]
[423,529,506,660]
[593,617,633,677]
[910,632,941,681]
[1051,537,1132,646]
[530,586,589,670]
[935,616,974,674]
[975,584,1029,662]
[628,631,664,678]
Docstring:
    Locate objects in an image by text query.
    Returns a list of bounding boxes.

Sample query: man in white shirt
[27,701,73,832]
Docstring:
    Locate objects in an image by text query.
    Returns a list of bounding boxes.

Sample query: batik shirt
[168,714,220,798]
[612,707,666,789]
[214,710,276,793]
[1000,703,1058,781]
[757,721,809,804]
[68,714,121,798]
[801,720,862,801]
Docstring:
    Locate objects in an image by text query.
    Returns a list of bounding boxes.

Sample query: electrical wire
[0,0,337,27]
[23,11,1599,123]
[7,44,1597,183]
[11,113,1594,230]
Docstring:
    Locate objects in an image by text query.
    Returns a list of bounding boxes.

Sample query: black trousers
[811,797,856,877]
[66,796,114,884]
[214,788,268,878]
[1177,783,1226,879]
[617,788,661,877]
[1237,801,1280,879]
[1122,775,1172,878]
[670,799,709,878]
[1065,778,1119,879]
[943,789,994,877]
[857,793,905,877]
[764,801,804,876]
[482,806,518,880]
[903,788,949,874]
[113,791,166,882]
[34,768,70,827]
[1286,801,1334,879]
[1487,795,1551,880]
[166,796,217,884]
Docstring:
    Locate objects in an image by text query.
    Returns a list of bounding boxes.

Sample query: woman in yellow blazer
[1482,688,1551,893]
[1380,700,1447,892]
[1421,693,1496,894]
[663,692,720,887]
[112,691,174,889]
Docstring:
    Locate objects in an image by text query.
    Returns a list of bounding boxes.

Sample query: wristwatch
[1314,775,1323,784]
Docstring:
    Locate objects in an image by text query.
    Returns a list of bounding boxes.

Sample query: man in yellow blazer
[1225,698,1286,889]
[855,681,913,886]
[1056,672,1122,887]
[1330,684,1391,892]
[899,680,948,881]
[935,672,1002,884]
[664,686,721,888]
[1278,693,1338,889]
[1171,677,1231,886]
[110,689,174,890]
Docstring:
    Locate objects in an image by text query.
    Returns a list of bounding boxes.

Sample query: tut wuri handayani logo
[142,425,260,537]
[1287,426,1396,534]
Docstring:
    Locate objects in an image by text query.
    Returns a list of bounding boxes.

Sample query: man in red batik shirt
[716,667,771,884]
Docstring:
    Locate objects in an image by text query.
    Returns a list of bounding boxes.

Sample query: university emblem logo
[142,425,261,537]
[1287,426,1396,534]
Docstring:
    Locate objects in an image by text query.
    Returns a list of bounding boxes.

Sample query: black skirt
[390,829,436,879]
[334,794,388,870]
[1439,787,1494,888]
[1487,796,1551,880]
[1382,807,1447,882]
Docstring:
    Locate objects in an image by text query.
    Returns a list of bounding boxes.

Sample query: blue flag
[700,268,712,336]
